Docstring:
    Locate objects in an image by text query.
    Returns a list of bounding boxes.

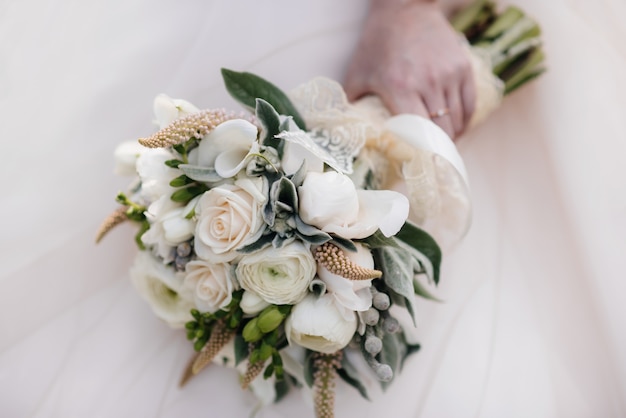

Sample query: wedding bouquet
[96,3,543,417]
[97,70,468,417]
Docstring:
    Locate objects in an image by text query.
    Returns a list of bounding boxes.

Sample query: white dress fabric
[1,0,625,417]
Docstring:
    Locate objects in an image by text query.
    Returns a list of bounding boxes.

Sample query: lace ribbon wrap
[289,46,503,251]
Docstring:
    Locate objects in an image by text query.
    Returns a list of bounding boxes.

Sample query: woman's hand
[344,0,476,139]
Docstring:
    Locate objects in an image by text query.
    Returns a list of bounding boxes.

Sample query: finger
[423,92,454,138]
[379,90,429,118]
[445,85,464,137]
[460,71,477,125]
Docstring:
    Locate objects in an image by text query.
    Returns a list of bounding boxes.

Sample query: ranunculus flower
[129,251,194,328]
[236,241,315,305]
[298,171,409,239]
[153,94,199,128]
[192,119,258,178]
[194,182,265,263]
[184,259,237,313]
[285,294,357,353]
[317,243,374,319]
[141,196,196,263]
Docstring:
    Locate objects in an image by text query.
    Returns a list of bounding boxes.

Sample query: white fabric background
[1,0,625,417]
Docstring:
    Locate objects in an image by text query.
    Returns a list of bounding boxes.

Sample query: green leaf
[263,363,275,379]
[274,379,291,402]
[360,229,396,249]
[303,351,316,387]
[134,219,150,250]
[165,159,184,168]
[377,247,418,326]
[234,334,249,366]
[255,98,284,157]
[395,222,441,284]
[170,185,208,204]
[338,355,370,401]
[413,274,442,302]
[169,174,193,187]
[378,332,402,391]
[331,235,358,252]
[237,231,273,254]
[221,68,306,129]
[178,164,222,183]
[295,216,332,245]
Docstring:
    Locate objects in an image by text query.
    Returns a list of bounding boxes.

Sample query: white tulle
[1,0,625,417]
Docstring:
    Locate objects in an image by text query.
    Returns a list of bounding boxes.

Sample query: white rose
[299,171,410,239]
[191,119,258,178]
[114,140,146,176]
[129,251,194,328]
[236,241,315,305]
[317,243,374,318]
[136,148,180,203]
[285,294,357,354]
[240,290,270,316]
[194,183,265,263]
[184,259,237,313]
[153,94,199,128]
[141,196,196,263]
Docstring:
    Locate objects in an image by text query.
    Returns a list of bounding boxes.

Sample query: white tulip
[129,251,194,328]
[285,294,357,354]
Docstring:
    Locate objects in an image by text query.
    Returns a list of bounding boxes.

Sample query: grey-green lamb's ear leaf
[338,355,370,401]
[295,216,332,245]
[221,68,306,129]
[377,246,418,326]
[237,232,274,254]
[276,176,298,210]
[303,351,316,388]
[255,98,283,157]
[395,222,441,284]
[178,164,223,183]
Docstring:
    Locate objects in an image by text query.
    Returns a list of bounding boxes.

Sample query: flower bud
[257,306,285,334]
[242,318,263,342]
[375,364,393,382]
[362,308,380,326]
[383,317,400,334]
[240,290,270,316]
[364,336,383,355]
[372,292,391,310]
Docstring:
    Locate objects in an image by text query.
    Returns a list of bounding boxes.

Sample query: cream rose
[194,182,265,263]
[184,260,237,313]
[235,241,315,305]
[129,251,194,328]
[285,294,357,354]
[298,171,409,239]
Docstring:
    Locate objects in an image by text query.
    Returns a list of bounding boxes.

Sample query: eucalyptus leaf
[395,222,441,284]
[179,164,223,183]
[255,98,283,157]
[377,247,418,326]
[221,68,306,129]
